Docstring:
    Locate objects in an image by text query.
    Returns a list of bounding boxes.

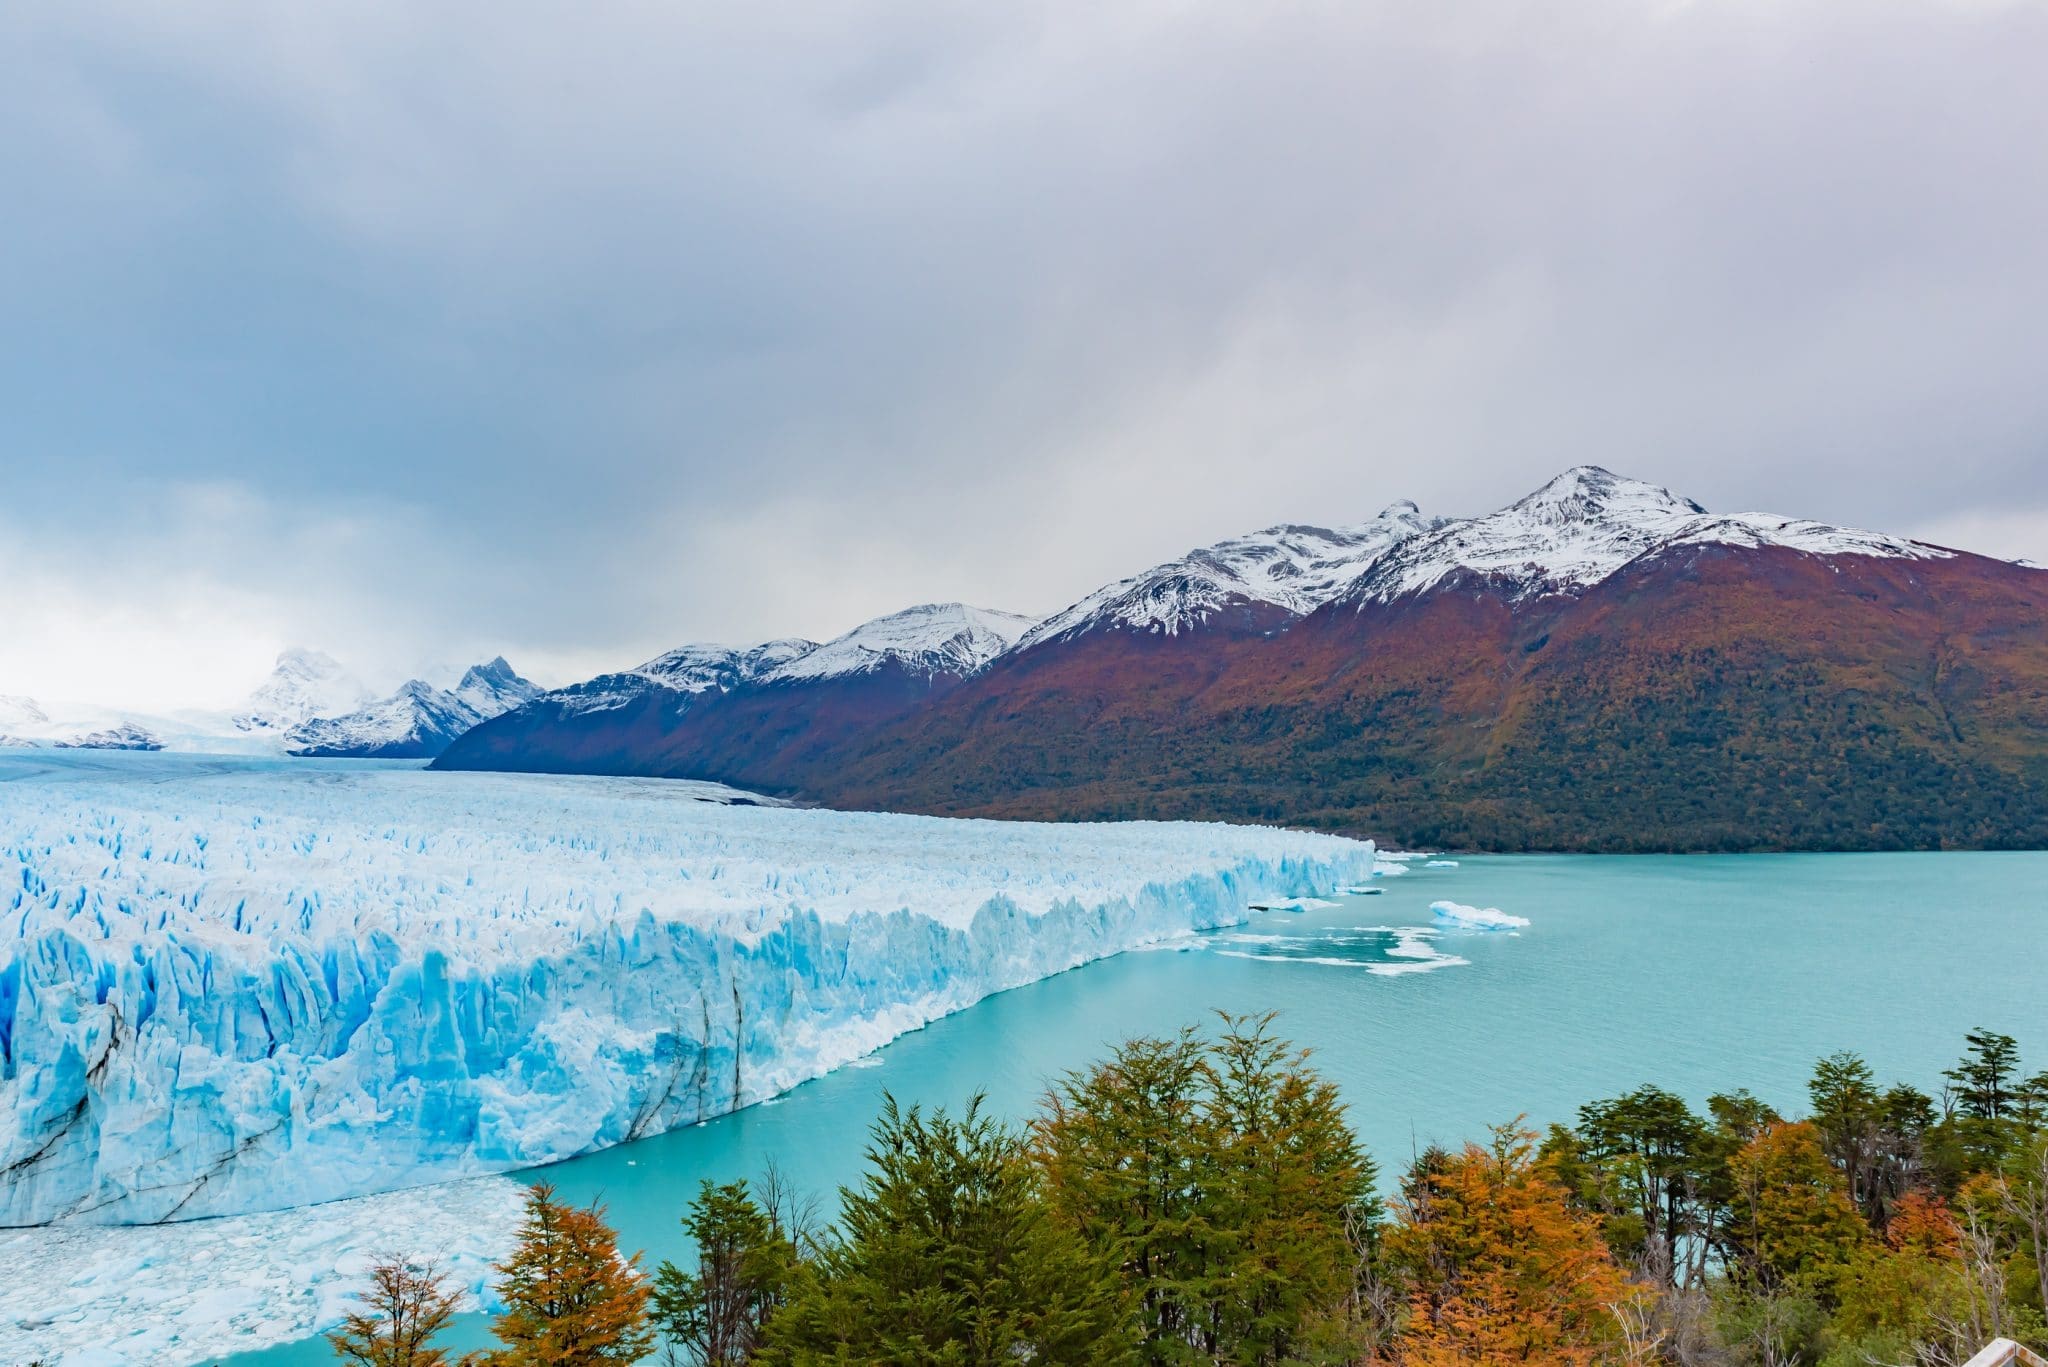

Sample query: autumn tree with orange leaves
[1383,1119,1636,1367]
[472,1181,656,1367]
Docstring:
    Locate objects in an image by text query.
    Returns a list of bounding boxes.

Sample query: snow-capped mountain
[286,659,542,759]
[0,695,49,729]
[1342,466,1950,606]
[231,649,375,734]
[765,603,1036,682]
[52,723,164,751]
[0,696,235,753]
[434,607,1038,777]
[451,657,545,717]
[1017,505,1443,650]
[639,639,818,692]
[441,464,2048,852]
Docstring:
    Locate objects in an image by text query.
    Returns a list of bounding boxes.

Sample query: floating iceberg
[1424,859,1460,868]
[1430,900,1530,931]
[0,753,1375,1226]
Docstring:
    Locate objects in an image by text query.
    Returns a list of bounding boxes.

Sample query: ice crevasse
[0,754,1376,1225]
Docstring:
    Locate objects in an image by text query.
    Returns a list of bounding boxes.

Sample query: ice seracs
[0,751,1375,1226]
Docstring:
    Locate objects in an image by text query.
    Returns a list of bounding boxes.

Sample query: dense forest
[324,1018,2048,1366]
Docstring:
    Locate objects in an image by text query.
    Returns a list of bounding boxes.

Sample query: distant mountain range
[436,467,2048,852]
[2,650,540,759]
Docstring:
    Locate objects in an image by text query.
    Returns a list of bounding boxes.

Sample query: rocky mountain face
[437,469,2048,851]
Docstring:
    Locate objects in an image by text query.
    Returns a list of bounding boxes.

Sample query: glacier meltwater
[0,752,1375,1227]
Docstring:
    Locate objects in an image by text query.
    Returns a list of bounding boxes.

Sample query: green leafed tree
[651,1178,799,1366]
[756,1093,1131,1366]
[1033,1013,1377,1366]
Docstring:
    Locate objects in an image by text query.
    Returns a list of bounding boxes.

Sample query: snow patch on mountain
[52,723,164,751]
[637,639,818,693]
[1348,466,1952,605]
[766,603,1037,682]
[0,695,50,728]
[286,660,541,758]
[1018,505,1443,649]
[451,657,544,717]
[0,752,1374,1226]
[231,649,375,734]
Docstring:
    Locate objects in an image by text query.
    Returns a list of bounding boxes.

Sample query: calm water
[231,852,2046,1364]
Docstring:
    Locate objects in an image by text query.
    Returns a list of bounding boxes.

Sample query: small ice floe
[846,1055,887,1069]
[1368,926,1470,976]
[1129,932,1202,952]
[1370,861,1410,878]
[1430,900,1529,931]
[1425,859,1459,868]
[1340,885,1386,896]
[1247,896,1339,912]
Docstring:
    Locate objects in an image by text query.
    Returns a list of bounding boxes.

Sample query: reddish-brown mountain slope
[814,545,2048,851]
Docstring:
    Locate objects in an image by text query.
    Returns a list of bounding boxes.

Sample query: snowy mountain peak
[286,659,540,758]
[634,639,820,694]
[232,648,374,733]
[453,657,543,717]
[1510,465,1706,526]
[1018,502,1444,650]
[1347,467,1948,606]
[0,694,49,728]
[766,603,1038,683]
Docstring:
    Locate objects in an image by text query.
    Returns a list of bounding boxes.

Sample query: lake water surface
[232,850,2047,1364]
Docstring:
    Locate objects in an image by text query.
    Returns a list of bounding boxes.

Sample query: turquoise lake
[230,850,2047,1364]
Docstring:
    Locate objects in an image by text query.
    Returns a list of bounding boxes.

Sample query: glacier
[0,751,1375,1227]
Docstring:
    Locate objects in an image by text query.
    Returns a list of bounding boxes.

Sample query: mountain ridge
[436,467,2048,852]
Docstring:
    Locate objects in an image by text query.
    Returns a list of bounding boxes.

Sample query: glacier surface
[0,751,1374,1227]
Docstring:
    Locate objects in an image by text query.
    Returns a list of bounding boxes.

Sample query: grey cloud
[1,0,2043,704]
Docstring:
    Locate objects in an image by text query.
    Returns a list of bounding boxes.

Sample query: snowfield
[0,752,1374,1227]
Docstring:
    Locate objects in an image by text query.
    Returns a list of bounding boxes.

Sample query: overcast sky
[3,0,2044,709]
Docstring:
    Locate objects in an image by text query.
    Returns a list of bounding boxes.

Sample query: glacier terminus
[0,752,1375,1227]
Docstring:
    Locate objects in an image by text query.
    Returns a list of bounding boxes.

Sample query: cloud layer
[3,0,2044,706]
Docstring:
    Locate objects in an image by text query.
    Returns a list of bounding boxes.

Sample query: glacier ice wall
[0,753,1374,1225]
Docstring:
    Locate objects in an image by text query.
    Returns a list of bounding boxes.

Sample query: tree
[476,1181,655,1366]
[2000,1133,2048,1321]
[327,1256,462,1367]
[758,1094,1131,1366]
[1725,1122,1869,1302]
[1384,1121,1632,1367]
[1947,1029,2023,1122]
[651,1179,799,1366]
[1033,1015,1376,1365]
[1808,1051,1927,1230]
[1574,1086,1717,1285]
